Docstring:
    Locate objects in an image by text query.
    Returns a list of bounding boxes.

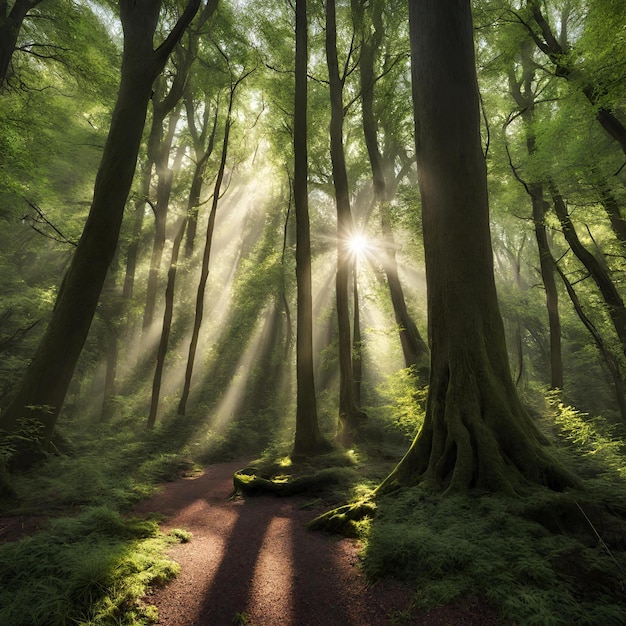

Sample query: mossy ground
[1,375,625,625]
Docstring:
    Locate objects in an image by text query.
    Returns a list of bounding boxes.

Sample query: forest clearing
[2,0,626,624]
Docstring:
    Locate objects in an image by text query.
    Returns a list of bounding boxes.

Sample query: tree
[325,0,366,443]
[379,0,576,494]
[292,0,326,457]
[0,0,44,88]
[351,0,429,377]
[178,59,252,416]
[520,0,626,158]
[0,0,202,448]
[507,37,563,389]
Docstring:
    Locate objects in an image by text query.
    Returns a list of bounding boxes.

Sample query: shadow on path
[133,459,412,625]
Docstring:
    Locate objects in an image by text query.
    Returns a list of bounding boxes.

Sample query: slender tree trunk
[148,217,187,429]
[552,255,626,423]
[379,0,576,495]
[508,40,564,389]
[178,84,237,416]
[532,186,563,388]
[592,171,626,245]
[101,249,121,421]
[293,0,330,456]
[352,0,429,377]
[281,181,294,360]
[143,106,183,332]
[352,262,362,405]
[326,0,365,444]
[0,0,201,446]
[551,185,626,357]
[184,93,219,257]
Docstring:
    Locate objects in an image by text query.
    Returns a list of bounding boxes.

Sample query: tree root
[232,467,348,498]
[307,499,377,537]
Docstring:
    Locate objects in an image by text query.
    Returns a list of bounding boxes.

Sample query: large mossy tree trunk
[292,0,326,457]
[379,0,576,495]
[0,0,201,447]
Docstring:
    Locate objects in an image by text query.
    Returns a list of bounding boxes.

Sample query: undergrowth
[0,506,190,625]
[359,394,626,625]
[0,417,204,625]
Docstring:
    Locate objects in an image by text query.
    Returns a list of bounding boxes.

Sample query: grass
[0,416,206,625]
[0,506,189,625]
[2,373,626,625]
[357,392,626,625]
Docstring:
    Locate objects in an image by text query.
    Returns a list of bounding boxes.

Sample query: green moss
[361,488,626,623]
[0,506,187,625]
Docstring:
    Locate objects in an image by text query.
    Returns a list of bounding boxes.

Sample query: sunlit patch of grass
[0,505,189,625]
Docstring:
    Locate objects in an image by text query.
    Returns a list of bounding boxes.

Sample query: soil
[132,459,504,626]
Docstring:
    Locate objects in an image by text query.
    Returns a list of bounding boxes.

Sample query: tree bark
[326,0,365,444]
[148,217,187,429]
[352,0,429,377]
[0,0,201,446]
[291,0,326,458]
[508,40,563,389]
[551,185,626,357]
[379,0,576,495]
[0,0,43,89]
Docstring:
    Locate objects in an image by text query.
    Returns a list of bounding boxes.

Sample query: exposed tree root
[307,499,377,537]
[232,466,348,498]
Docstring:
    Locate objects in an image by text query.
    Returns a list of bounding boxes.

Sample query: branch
[0,319,41,353]
[22,198,77,246]
[153,0,201,72]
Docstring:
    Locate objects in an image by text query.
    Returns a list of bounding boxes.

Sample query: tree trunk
[148,217,187,429]
[0,0,201,446]
[0,0,43,89]
[178,83,236,416]
[292,0,326,457]
[352,0,429,377]
[532,185,563,389]
[326,0,365,444]
[551,185,626,357]
[143,106,183,332]
[183,95,219,258]
[552,256,626,424]
[508,41,564,389]
[352,263,362,405]
[379,0,576,495]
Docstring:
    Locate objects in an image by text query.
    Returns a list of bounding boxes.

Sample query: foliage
[365,367,426,440]
[0,505,187,625]
[360,393,626,624]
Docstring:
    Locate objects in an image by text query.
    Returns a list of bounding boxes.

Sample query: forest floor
[131,459,503,626]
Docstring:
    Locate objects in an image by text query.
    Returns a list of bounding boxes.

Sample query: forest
[1,0,626,623]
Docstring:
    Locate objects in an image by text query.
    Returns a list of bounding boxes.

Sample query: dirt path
[133,460,505,625]
[132,459,414,625]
